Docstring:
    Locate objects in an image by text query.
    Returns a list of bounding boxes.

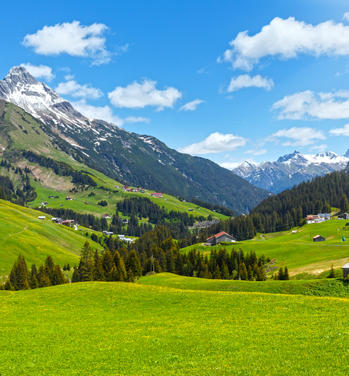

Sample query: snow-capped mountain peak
[233,150,349,193]
[0,66,90,129]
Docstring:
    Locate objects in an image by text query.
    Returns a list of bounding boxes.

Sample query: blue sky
[2,0,349,168]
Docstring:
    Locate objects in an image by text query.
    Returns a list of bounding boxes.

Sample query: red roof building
[206,231,236,245]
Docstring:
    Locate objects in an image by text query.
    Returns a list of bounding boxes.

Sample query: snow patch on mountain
[233,150,349,193]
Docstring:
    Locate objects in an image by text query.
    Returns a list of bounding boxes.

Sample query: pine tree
[37,265,51,287]
[51,265,65,285]
[93,251,105,281]
[126,250,142,279]
[102,250,115,281]
[283,266,289,280]
[221,263,230,279]
[9,255,29,290]
[29,264,39,289]
[239,263,248,280]
[113,251,127,281]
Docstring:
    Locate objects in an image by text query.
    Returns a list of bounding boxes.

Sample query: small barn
[342,263,349,279]
[313,235,325,242]
[206,231,236,245]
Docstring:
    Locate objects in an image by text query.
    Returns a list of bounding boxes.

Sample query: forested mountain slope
[203,168,349,240]
[0,67,268,213]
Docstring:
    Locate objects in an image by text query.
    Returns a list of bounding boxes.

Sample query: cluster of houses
[306,213,331,224]
[122,185,146,193]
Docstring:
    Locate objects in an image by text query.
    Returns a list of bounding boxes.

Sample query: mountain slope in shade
[0,67,268,213]
[233,151,349,193]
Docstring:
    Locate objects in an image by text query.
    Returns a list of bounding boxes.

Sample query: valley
[1,3,349,374]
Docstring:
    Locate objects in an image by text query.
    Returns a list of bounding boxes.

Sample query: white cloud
[221,16,349,70]
[72,100,149,126]
[23,21,110,65]
[56,80,103,99]
[272,90,349,120]
[344,12,349,22]
[20,63,54,81]
[219,161,244,170]
[329,123,349,136]
[269,127,325,146]
[179,99,204,111]
[180,132,246,155]
[108,79,182,110]
[227,74,274,92]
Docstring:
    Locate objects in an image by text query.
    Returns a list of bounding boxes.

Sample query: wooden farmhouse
[206,231,236,245]
[313,235,325,242]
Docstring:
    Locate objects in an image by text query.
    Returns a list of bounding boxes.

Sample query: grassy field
[138,272,349,297]
[0,199,101,276]
[182,219,349,275]
[0,282,348,375]
[27,176,226,220]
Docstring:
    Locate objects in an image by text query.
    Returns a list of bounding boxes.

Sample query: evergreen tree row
[1,255,65,291]
[72,241,142,282]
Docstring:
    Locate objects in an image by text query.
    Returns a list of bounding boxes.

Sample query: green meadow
[138,272,349,297]
[0,281,348,375]
[182,219,349,275]
[0,199,101,276]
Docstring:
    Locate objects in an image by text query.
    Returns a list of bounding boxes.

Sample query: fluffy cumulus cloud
[269,127,325,146]
[272,90,349,120]
[227,74,274,92]
[220,16,349,70]
[108,79,182,110]
[20,63,54,81]
[344,12,349,22]
[329,123,349,136]
[219,161,244,170]
[180,132,246,155]
[23,21,110,64]
[179,99,204,111]
[56,80,103,99]
[72,100,149,126]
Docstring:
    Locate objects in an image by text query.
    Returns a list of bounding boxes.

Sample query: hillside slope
[183,219,349,275]
[0,199,101,275]
[138,273,349,297]
[0,99,226,221]
[0,282,348,375]
[0,67,268,213]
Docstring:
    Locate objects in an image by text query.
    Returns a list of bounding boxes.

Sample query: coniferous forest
[1,226,269,291]
[199,169,349,241]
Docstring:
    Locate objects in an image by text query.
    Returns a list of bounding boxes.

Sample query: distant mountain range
[233,151,349,193]
[0,66,268,213]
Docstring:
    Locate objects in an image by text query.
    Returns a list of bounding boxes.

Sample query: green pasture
[0,282,348,375]
[0,200,101,276]
[138,272,349,297]
[182,219,349,274]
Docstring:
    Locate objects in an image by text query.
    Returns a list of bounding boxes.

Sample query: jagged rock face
[233,151,349,193]
[0,66,91,130]
[0,66,268,213]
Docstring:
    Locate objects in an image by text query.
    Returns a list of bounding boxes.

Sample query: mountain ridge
[233,150,349,193]
[0,66,268,213]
